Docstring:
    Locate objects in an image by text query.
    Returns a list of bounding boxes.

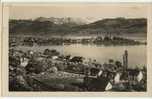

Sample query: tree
[115,61,122,68]
[109,59,114,64]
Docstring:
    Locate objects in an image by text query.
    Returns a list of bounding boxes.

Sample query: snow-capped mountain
[35,17,88,25]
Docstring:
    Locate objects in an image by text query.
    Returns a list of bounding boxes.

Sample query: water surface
[16,44,146,68]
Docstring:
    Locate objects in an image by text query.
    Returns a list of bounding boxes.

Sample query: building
[123,50,128,70]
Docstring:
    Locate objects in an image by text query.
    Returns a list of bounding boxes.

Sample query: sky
[9,3,148,22]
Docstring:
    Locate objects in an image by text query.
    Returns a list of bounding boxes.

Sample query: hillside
[9,18,147,37]
[35,17,87,25]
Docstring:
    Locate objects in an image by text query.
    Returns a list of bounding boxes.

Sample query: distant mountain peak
[35,17,87,25]
[10,18,147,37]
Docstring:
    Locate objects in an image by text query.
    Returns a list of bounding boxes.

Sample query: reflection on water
[16,44,146,68]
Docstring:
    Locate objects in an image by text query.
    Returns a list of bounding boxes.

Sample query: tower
[123,50,128,70]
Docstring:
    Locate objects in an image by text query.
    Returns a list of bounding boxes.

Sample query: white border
[1,2,152,97]
[1,0,152,3]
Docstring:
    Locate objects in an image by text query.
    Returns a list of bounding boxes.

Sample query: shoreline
[9,48,147,92]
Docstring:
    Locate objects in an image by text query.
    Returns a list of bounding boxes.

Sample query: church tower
[123,50,128,70]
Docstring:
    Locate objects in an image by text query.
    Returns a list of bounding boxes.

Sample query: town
[9,44,147,91]
[9,35,146,47]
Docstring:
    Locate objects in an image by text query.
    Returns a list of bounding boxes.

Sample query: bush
[43,49,60,56]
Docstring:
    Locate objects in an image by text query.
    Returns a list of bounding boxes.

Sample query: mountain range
[35,17,87,25]
[9,17,147,37]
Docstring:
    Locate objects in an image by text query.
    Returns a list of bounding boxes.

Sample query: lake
[16,44,146,69]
